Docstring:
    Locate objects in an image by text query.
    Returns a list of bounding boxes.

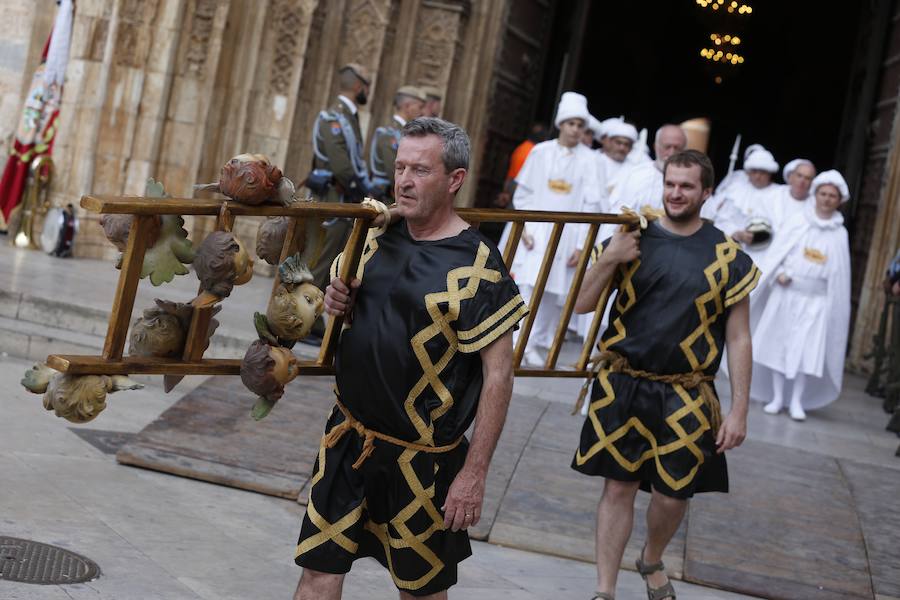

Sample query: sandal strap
[591,594,615,600]
[635,554,666,576]
[647,580,676,600]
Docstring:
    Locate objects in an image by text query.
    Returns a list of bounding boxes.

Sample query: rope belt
[322,393,464,470]
[573,350,722,432]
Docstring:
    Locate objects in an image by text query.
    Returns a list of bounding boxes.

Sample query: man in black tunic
[572,150,757,600]
[293,118,527,599]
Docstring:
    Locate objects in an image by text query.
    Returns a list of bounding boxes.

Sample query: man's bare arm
[442,329,514,532]
[717,296,751,453]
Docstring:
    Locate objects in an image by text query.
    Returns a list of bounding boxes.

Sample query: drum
[39,207,64,254]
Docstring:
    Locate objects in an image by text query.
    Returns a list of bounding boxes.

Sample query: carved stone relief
[115,0,160,68]
[183,0,220,78]
[409,2,467,91]
[338,0,392,76]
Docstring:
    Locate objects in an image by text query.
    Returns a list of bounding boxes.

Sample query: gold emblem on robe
[803,247,827,264]
[547,179,573,194]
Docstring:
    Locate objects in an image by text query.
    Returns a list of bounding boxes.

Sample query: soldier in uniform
[421,85,442,118]
[369,86,427,201]
[303,63,376,340]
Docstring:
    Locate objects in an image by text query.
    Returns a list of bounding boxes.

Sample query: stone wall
[0,0,496,261]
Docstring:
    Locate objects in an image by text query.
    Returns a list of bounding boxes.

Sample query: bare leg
[294,569,345,600]
[595,479,641,596]
[789,373,807,421]
[641,489,688,595]
[764,370,786,414]
[400,590,447,600]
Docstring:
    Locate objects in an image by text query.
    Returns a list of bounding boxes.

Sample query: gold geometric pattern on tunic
[329,230,380,282]
[574,368,712,491]
[404,242,501,445]
[725,263,760,308]
[295,439,364,558]
[363,449,446,590]
[679,238,740,371]
[601,259,641,349]
[294,432,446,591]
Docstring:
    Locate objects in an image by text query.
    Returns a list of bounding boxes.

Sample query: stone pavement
[2,244,899,599]
[1,356,756,600]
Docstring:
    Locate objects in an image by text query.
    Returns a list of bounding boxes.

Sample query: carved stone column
[409,1,469,104]
[193,0,320,248]
[49,0,231,259]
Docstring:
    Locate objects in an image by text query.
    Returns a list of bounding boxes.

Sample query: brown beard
[664,201,702,223]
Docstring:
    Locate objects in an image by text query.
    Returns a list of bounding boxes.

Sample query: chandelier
[696,0,752,14]
[700,34,744,65]
[695,1,752,82]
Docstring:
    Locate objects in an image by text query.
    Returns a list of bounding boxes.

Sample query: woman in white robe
[749,170,851,420]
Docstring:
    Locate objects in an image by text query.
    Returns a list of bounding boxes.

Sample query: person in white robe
[703,143,766,222]
[625,127,652,166]
[750,170,851,420]
[597,118,638,199]
[709,148,783,264]
[500,92,604,367]
[714,143,766,196]
[770,158,816,229]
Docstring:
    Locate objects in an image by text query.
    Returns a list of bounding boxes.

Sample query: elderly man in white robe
[597,118,639,199]
[750,170,851,421]
[501,92,605,367]
[710,148,783,264]
[771,158,816,227]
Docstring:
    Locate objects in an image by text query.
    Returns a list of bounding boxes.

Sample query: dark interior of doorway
[536,1,864,185]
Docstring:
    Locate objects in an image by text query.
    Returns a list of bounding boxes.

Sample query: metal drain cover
[0,536,100,584]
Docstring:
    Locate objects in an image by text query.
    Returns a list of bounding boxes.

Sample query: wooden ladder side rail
[79,196,640,227]
[576,273,616,371]
[318,216,373,366]
[545,223,600,370]
[102,215,156,360]
[512,222,564,369]
[45,355,594,378]
[502,220,524,268]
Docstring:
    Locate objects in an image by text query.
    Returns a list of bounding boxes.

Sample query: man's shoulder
[528,140,557,156]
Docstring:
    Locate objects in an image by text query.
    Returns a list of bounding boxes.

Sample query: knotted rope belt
[573,350,722,432]
[322,392,464,470]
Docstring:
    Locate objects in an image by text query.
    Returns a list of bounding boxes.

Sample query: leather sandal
[635,546,676,600]
[590,593,614,600]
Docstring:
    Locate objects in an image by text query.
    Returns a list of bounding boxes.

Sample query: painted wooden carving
[22,364,143,423]
[195,154,295,206]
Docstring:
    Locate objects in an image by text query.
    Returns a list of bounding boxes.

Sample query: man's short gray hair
[401,117,470,172]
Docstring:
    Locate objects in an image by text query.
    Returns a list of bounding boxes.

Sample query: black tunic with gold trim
[295,220,527,596]
[572,221,759,499]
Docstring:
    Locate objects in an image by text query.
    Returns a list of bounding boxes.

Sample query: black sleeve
[456,242,529,353]
[724,248,760,308]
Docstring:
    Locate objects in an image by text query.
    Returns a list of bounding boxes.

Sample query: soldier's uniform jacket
[312,97,370,203]
[368,115,405,199]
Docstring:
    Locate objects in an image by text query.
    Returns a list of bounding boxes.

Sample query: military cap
[341,62,371,86]
[421,85,442,100]
[396,85,428,102]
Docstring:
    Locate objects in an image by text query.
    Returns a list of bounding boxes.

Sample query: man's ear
[448,168,467,195]
[701,187,712,202]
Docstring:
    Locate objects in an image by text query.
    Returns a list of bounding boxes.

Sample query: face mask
[355,90,368,106]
